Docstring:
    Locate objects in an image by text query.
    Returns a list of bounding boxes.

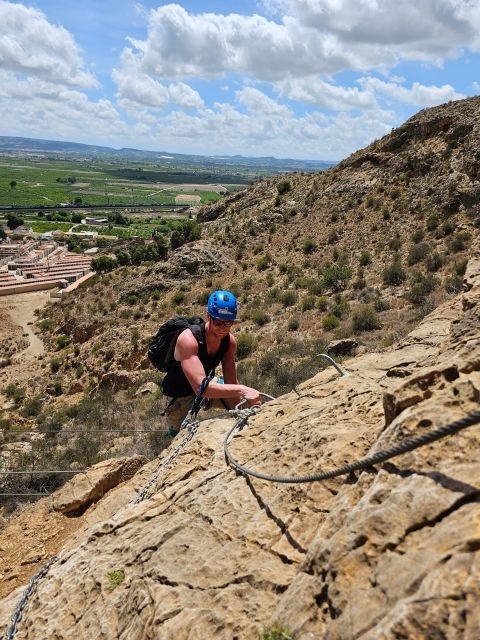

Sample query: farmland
[0,156,241,208]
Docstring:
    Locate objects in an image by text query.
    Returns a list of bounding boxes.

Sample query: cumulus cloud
[137,100,394,160]
[236,87,292,116]
[266,0,480,60]
[359,77,465,106]
[276,78,378,111]
[113,48,204,110]
[0,0,97,87]
[115,1,480,86]
[0,71,127,144]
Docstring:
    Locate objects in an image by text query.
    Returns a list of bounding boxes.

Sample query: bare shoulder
[175,329,199,359]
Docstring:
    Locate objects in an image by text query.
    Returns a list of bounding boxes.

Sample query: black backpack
[148,316,205,372]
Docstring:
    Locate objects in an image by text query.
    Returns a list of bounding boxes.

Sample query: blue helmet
[207,290,238,321]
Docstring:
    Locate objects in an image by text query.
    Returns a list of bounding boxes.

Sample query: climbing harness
[5,556,59,640]
[134,374,216,503]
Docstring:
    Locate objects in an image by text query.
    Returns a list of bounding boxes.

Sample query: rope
[224,409,480,484]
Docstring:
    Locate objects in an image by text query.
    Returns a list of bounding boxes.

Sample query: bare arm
[174,330,260,404]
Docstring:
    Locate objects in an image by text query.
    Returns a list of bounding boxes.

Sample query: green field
[0,156,247,208]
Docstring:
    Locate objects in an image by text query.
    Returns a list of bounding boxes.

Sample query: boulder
[52,456,147,514]
[99,369,136,391]
[327,338,358,357]
[135,381,160,396]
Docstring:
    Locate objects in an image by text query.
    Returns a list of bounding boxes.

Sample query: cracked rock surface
[0,240,479,639]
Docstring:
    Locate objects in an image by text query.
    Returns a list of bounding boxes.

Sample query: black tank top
[162,327,231,397]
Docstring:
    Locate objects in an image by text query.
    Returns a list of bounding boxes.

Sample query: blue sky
[1,0,479,160]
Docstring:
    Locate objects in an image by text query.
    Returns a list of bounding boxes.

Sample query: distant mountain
[0,136,335,172]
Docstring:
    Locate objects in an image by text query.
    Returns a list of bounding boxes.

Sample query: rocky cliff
[0,237,479,639]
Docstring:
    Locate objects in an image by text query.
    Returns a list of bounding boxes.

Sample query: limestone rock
[99,369,137,391]
[52,456,147,514]
[327,338,358,357]
[135,381,160,396]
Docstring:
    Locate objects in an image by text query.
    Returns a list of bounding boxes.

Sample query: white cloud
[276,78,378,111]
[472,81,480,92]
[236,87,292,116]
[0,71,127,144]
[113,48,204,110]
[115,1,480,87]
[137,100,394,160]
[359,77,465,106]
[266,1,480,61]
[0,0,97,87]
[168,82,204,109]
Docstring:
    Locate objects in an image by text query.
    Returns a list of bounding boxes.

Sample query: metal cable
[5,556,59,640]
[0,470,86,475]
[3,429,170,434]
[0,493,53,497]
[224,409,480,483]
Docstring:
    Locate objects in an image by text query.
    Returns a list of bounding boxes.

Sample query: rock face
[52,456,147,514]
[0,241,479,639]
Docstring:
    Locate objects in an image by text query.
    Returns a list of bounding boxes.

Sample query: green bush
[353,277,367,290]
[277,180,292,195]
[197,290,210,305]
[317,296,328,311]
[20,396,43,417]
[236,333,257,359]
[171,291,185,305]
[383,258,406,286]
[327,229,339,244]
[301,295,316,311]
[256,255,271,271]
[352,305,381,332]
[56,334,71,350]
[440,221,455,236]
[408,242,430,265]
[426,252,444,272]
[247,309,269,326]
[4,383,25,404]
[331,296,350,319]
[321,263,352,291]
[322,314,340,331]
[388,237,402,251]
[426,215,439,231]
[262,624,295,640]
[50,357,61,373]
[359,251,371,266]
[445,274,463,294]
[453,259,468,276]
[280,290,297,308]
[303,238,317,254]
[448,232,470,253]
[406,273,438,305]
[411,229,425,243]
[374,297,390,312]
[288,317,299,331]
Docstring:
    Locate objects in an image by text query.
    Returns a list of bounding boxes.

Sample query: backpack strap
[165,318,205,368]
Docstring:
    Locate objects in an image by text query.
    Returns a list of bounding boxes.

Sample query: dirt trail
[0,291,52,389]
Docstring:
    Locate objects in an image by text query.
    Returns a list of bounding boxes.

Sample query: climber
[159,290,261,436]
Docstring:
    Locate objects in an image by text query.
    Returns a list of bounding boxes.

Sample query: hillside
[0,234,479,638]
[6,97,477,404]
